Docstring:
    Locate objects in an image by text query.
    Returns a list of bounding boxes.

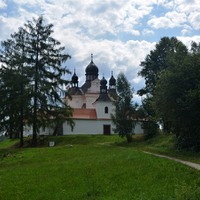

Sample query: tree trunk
[126,134,133,143]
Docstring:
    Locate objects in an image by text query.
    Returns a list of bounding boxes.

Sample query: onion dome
[100,76,107,86]
[72,72,78,83]
[71,69,78,87]
[109,74,116,86]
[85,54,99,76]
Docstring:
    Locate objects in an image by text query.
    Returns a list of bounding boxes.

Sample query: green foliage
[138,37,188,96]
[0,28,30,141]
[0,16,73,146]
[138,37,188,134]
[142,121,158,140]
[153,42,200,151]
[138,37,200,151]
[111,72,135,142]
[135,104,158,140]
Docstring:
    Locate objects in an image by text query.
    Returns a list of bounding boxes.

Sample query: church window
[82,103,86,109]
[105,106,108,113]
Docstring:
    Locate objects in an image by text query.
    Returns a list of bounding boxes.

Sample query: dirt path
[144,151,200,171]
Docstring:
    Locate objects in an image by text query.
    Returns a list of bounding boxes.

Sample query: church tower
[85,54,99,82]
[71,69,79,88]
[109,71,116,90]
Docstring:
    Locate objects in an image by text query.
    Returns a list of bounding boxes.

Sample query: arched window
[105,106,108,114]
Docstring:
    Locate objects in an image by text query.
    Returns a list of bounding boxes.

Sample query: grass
[137,134,200,164]
[0,134,200,200]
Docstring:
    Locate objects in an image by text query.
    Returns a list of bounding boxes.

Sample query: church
[63,54,117,135]
[63,54,143,135]
[24,54,143,136]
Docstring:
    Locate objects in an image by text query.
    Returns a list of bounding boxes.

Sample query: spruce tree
[23,16,73,146]
[111,72,135,142]
[0,16,74,146]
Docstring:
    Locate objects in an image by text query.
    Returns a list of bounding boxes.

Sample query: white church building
[63,54,143,135]
[24,54,143,136]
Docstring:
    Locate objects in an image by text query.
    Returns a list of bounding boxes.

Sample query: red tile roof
[72,108,97,119]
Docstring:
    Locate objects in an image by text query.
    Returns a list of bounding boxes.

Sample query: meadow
[0,134,200,200]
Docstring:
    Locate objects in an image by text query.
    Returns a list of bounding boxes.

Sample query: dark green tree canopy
[153,44,200,151]
[111,72,136,143]
[138,37,188,96]
[0,16,74,146]
[138,37,200,151]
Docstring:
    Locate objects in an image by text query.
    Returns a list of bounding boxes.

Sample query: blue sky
[0,0,200,104]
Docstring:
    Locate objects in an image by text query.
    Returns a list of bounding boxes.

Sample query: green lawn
[0,135,200,200]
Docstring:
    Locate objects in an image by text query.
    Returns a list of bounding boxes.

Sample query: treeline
[0,16,74,146]
[138,37,200,151]
[1,16,200,151]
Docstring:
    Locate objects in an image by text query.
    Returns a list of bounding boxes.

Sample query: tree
[111,72,135,142]
[0,16,74,146]
[0,28,30,146]
[138,37,188,133]
[135,104,158,140]
[153,42,200,151]
[23,16,75,146]
[138,37,188,96]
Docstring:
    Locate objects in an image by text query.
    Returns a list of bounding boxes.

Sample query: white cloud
[0,0,6,8]
[13,0,44,6]
[142,29,154,36]
[175,0,200,14]
[148,16,174,29]
[148,10,187,29]
[181,24,192,35]
[1,0,200,104]
[188,12,200,30]
[178,35,200,48]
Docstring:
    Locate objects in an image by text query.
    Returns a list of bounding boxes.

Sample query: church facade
[63,54,143,135]
[63,54,117,134]
[23,54,143,136]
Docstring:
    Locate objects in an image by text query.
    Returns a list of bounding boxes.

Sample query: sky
[0,0,200,104]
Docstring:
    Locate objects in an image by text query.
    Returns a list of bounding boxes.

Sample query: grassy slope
[138,134,200,164]
[0,135,200,200]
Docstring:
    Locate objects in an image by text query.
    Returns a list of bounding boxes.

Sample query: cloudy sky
[0,0,200,103]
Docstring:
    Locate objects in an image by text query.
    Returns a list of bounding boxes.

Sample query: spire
[109,71,116,89]
[96,76,111,102]
[100,76,107,93]
[91,53,93,62]
[85,54,99,82]
[71,67,78,87]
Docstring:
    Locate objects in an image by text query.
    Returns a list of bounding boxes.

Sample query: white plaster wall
[134,122,144,134]
[95,101,115,119]
[85,94,99,108]
[68,95,85,108]
[24,126,54,137]
[87,79,100,93]
[63,119,115,134]
[24,121,143,136]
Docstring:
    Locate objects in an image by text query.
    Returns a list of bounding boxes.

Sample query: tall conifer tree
[0,16,73,146]
[111,72,135,143]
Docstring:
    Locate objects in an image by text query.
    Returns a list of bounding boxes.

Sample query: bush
[175,134,200,152]
[142,121,158,140]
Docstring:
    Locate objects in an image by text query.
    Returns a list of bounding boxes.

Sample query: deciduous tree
[138,37,188,133]
[153,42,200,151]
